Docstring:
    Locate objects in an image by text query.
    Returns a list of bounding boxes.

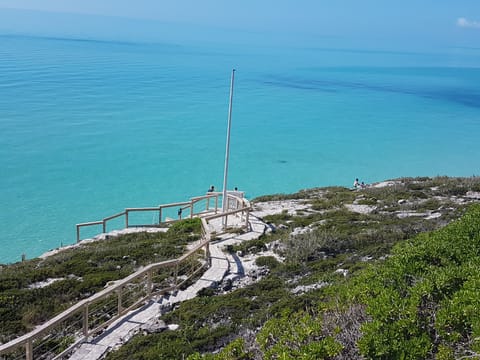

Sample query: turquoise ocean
[1,34,480,263]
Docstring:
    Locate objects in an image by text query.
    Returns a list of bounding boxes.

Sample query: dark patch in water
[261,72,480,109]
[428,90,480,108]
[278,160,288,164]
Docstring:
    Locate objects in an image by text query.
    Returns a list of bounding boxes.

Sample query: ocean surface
[1,34,480,263]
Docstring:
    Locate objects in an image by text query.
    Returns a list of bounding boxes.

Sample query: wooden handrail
[125,207,165,212]
[0,195,250,359]
[190,193,220,202]
[103,211,126,222]
[77,221,103,227]
[75,198,218,242]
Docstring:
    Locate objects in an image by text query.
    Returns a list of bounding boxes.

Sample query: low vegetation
[0,218,201,343]
[3,176,480,359]
[348,204,480,358]
[103,176,480,359]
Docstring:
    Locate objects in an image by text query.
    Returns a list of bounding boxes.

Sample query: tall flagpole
[222,69,235,220]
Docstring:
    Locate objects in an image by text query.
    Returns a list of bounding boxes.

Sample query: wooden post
[102,220,106,234]
[245,210,250,231]
[158,207,162,224]
[83,306,89,337]
[117,288,123,315]
[147,270,152,299]
[190,202,193,219]
[26,339,33,360]
[206,197,210,210]
[174,262,178,288]
[76,225,80,243]
[125,210,129,228]
[215,196,218,214]
[206,242,211,267]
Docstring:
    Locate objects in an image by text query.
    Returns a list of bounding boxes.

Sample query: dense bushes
[257,310,342,359]
[348,204,480,359]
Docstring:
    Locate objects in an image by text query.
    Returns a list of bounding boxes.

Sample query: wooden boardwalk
[0,193,254,360]
[69,215,267,359]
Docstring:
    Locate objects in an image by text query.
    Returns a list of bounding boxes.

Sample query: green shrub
[187,338,251,360]
[263,210,292,224]
[257,310,342,359]
[255,256,280,270]
[168,217,202,235]
[227,236,269,255]
[347,204,480,359]
[356,197,378,205]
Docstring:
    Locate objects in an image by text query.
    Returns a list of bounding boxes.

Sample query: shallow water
[1,35,480,263]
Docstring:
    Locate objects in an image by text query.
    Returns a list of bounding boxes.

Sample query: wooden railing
[0,193,250,360]
[75,193,224,243]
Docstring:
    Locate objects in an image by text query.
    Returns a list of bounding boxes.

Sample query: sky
[0,1,479,48]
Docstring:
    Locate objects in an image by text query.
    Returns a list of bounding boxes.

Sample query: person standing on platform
[353,178,360,189]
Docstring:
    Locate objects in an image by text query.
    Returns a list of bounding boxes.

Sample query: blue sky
[0,0,479,48]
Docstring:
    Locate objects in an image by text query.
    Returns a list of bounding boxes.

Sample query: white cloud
[457,17,480,29]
